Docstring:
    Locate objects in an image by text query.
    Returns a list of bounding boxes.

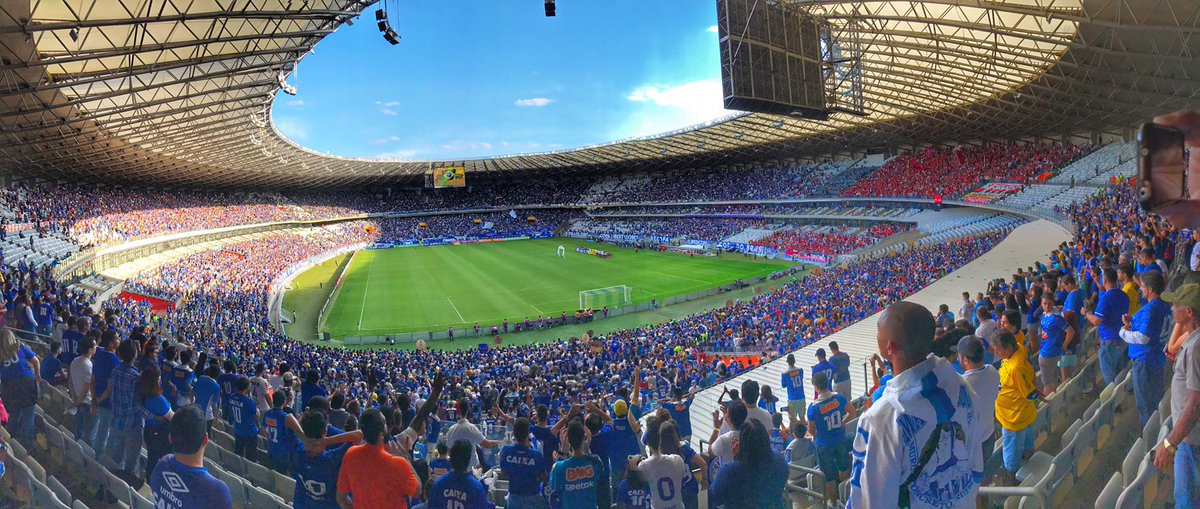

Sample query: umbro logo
[162,472,190,493]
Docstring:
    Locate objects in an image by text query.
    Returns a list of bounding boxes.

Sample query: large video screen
[433,167,467,188]
[717,0,828,119]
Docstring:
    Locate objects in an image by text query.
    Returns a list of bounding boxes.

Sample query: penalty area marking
[530,303,544,314]
[447,297,467,322]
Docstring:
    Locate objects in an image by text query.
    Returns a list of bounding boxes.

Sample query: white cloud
[375,148,421,160]
[706,25,719,33]
[514,97,553,107]
[439,141,494,151]
[285,99,305,107]
[274,117,309,140]
[622,79,731,137]
[368,135,403,146]
[380,108,397,116]
[375,101,400,107]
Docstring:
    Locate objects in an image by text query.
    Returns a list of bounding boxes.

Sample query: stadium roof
[0,0,1195,187]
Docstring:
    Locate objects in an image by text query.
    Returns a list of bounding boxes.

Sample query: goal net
[579,285,633,309]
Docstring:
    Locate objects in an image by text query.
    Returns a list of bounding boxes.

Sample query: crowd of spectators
[842,143,1092,199]
[749,224,910,257]
[11,138,1197,509]
[580,162,841,204]
[569,217,767,243]
[123,221,378,304]
[9,175,1195,508]
[374,210,580,243]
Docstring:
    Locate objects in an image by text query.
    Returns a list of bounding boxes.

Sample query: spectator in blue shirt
[109,340,144,477]
[193,364,221,435]
[429,440,491,509]
[812,349,835,400]
[1038,294,1074,395]
[59,316,86,367]
[1120,270,1171,426]
[263,390,296,474]
[780,354,806,421]
[806,371,854,504]
[40,340,66,385]
[828,341,853,400]
[139,365,174,483]
[0,328,40,444]
[498,417,548,509]
[300,369,327,413]
[228,376,261,461]
[1085,267,1131,383]
[91,330,120,455]
[170,349,196,409]
[149,405,232,509]
[292,408,363,509]
[661,387,695,442]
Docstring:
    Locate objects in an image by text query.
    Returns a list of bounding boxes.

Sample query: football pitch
[312,238,791,337]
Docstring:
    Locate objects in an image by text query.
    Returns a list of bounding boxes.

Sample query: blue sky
[271,0,730,160]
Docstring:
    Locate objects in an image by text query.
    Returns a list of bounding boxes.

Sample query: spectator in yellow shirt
[1119,264,1141,316]
[994,331,1038,484]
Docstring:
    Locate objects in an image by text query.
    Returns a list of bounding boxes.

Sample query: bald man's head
[876,301,936,370]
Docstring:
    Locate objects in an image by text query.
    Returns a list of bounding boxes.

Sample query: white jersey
[638,453,689,509]
[960,366,1000,441]
[848,356,985,509]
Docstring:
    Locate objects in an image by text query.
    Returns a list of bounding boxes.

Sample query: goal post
[579,285,633,309]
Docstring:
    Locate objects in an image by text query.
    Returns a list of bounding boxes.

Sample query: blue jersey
[217,373,239,412]
[149,455,233,509]
[193,376,220,417]
[781,368,805,401]
[170,367,196,406]
[0,344,35,381]
[811,361,835,397]
[549,456,599,509]
[530,424,560,467]
[227,394,259,437]
[806,393,848,448]
[1039,313,1070,357]
[428,472,489,509]
[663,399,693,438]
[59,330,83,367]
[1095,288,1130,342]
[830,352,852,383]
[429,458,452,480]
[291,443,349,509]
[609,404,642,460]
[500,444,546,496]
[91,349,119,409]
[262,408,295,457]
[617,479,652,509]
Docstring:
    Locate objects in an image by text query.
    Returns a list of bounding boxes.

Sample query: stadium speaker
[384,29,401,45]
[375,9,387,21]
[544,0,555,16]
[377,20,389,31]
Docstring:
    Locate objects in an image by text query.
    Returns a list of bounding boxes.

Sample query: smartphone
[1138,123,1187,212]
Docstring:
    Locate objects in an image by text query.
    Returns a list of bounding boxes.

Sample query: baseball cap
[1162,283,1200,309]
[955,336,986,363]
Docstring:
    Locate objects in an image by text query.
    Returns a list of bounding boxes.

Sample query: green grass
[308,238,790,338]
[280,253,351,341]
